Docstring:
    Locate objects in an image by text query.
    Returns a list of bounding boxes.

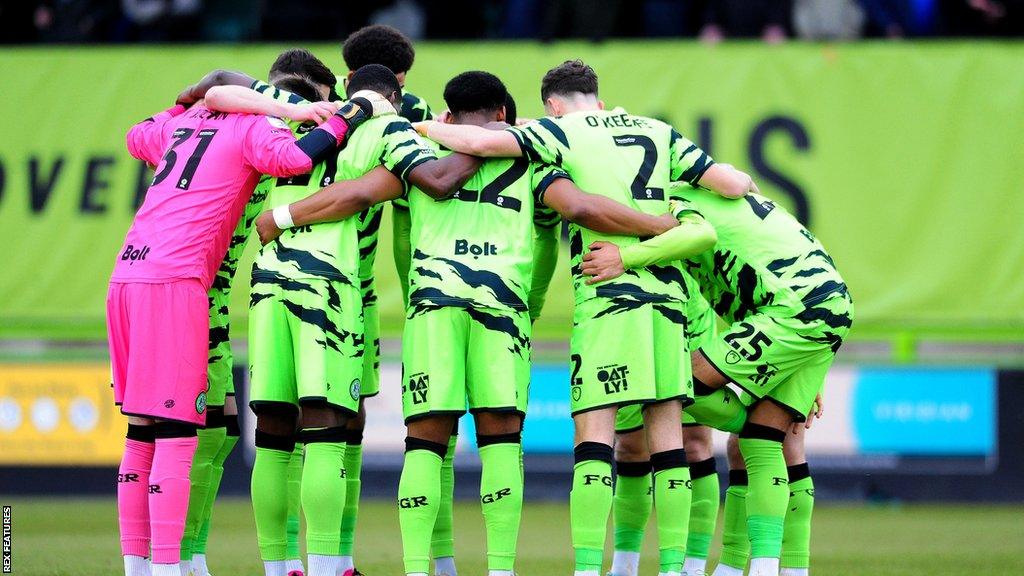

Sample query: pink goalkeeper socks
[119,437,155,557]
[149,436,198,564]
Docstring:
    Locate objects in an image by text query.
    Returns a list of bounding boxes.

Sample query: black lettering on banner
[81,156,115,213]
[697,116,714,157]
[3,504,9,574]
[0,158,6,207]
[748,116,811,225]
[29,156,65,213]
[613,134,664,200]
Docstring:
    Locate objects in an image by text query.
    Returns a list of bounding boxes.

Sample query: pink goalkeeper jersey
[113,104,343,289]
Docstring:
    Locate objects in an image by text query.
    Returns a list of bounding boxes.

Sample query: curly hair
[540,59,598,101]
[342,25,415,75]
[443,71,507,116]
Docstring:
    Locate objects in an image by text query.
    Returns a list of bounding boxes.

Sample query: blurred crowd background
[2,0,1022,44]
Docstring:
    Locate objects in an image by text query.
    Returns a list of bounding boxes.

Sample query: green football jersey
[406,143,564,314]
[507,107,713,305]
[400,91,433,123]
[253,113,436,286]
[669,185,851,324]
[211,80,310,290]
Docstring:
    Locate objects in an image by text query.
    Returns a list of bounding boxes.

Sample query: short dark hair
[540,59,598,101]
[273,76,323,103]
[346,64,402,99]
[504,92,518,126]
[269,48,336,89]
[443,71,507,117]
[342,25,415,75]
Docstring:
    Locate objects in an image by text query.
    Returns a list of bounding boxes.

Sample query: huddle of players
[113,23,854,576]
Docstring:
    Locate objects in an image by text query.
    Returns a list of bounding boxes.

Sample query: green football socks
[252,432,295,562]
[181,424,226,561]
[651,449,691,574]
[571,442,614,574]
[739,424,788,568]
[613,461,653,555]
[431,434,458,565]
[478,434,524,571]
[399,438,446,575]
[686,457,720,562]
[299,429,347,558]
[340,434,363,558]
[717,469,750,571]
[781,463,814,572]
[286,444,303,562]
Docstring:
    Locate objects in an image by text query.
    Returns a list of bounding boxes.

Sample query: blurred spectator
[121,0,203,41]
[794,0,866,39]
[32,0,118,42]
[200,0,260,41]
[540,0,623,42]
[858,0,939,37]
[940,0,1024,35]
[371,0,426,40]
[700,0,791,43]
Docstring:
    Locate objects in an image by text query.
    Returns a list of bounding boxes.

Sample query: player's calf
[682,425,719,576]
[399,419,455,576]
[610,427,652,576]
[149,420,200,576]
[475,411,524,576]
[297,404,351,576]
[738,401,795,576]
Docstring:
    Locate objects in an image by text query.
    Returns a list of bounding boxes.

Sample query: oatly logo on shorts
[598,364,630,394]
[120,244,151,263]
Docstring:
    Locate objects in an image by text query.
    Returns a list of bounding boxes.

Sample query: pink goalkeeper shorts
[107,279,209,425]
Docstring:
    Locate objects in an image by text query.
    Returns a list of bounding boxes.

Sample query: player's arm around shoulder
[698,163,759,199]
[414,120,522,158]
[581,212,717,285]
[254,166,404,245]
[205,85,338,124]
[541,176,677,237]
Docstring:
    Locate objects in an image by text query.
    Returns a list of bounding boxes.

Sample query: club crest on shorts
[350,378,361,401]
[195,391,207,414]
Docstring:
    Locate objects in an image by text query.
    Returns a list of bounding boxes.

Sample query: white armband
[272,204,295,229]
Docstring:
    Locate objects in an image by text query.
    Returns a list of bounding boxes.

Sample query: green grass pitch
[7,498,1023,575]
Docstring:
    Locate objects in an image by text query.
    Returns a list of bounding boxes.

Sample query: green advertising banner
[1,42,1022,340]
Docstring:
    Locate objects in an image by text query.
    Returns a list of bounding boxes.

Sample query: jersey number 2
[152,128,218,190]
[614,134,664,201]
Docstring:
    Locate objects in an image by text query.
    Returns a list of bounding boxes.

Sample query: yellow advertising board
[0,364,125,465]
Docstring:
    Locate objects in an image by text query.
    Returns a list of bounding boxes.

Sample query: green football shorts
[615,288,716,433]
[360,297,381,398]
[401,305,531,423]
[206,284,235,407]
[572,296,691,416]
[699,294,853,421]
[248,276,364,415]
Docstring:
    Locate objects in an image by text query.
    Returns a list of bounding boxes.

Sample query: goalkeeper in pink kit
[108,92,379,576]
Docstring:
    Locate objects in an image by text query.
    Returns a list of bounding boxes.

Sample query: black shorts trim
[404,409,467,425]
[359,391,380,399]
[248,400,300,416]
[226,392,236,398]
[615,424,644,435]
[468,406,525,418]
[640,395,694,409]
[759,396,808,423]
[571,397,652,418]
[297,396,359,419]
[681,421,702,428]
[118,408,203,427]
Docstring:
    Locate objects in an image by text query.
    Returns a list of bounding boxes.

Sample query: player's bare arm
[697,162,759,199]
[254,166,402,244]
[414,120,523,157]
[205,85,339,123]
[543,178,678,237]
[580,213,717,284]
[176,69,257,106]
[405,153,482,199]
